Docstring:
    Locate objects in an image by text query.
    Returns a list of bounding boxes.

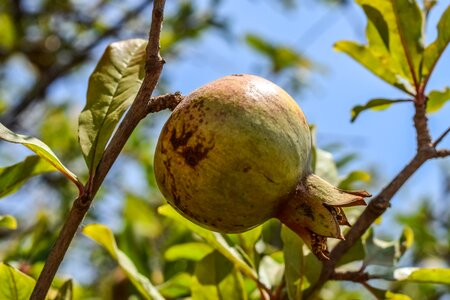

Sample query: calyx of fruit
[154,74,370,260]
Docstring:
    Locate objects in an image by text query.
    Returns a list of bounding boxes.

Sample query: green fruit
[154,74,369,260]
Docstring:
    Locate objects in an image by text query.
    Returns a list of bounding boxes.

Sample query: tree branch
[30,1,167,299]
[433,126,450,147]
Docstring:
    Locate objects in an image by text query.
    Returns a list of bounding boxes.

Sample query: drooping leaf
[0,215,17,230]
[0,156,56,198]
[82,224,164,300]
[350,98,411,122]
[191,250,247,300]
[0,124,82,191]
[0,262,35,300]
[53,279,73,300]
[393,268,450,284]
[157,272,191,299]
[78,39,147,174]
[334,41,413,93]
[158,205,258,281]
[423,5,450,80]
[427,87,450,113]
[339,170,371,190]
[164,243,214,262]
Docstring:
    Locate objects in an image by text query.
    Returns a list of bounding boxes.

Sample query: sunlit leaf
[339,170,371,190]
[385,291,413,300]
[53,279,73,300]
[423,6,450,80]
[228,226,262,262]
[334,42,413,94]
[164,243,214,262]
[393,268,450,284]
[350,98,411,122]
[398,226,414,258]
[83,224,164,300]
[191,250,247,300]
[0,124,82,191]
[158,205,258,281]
[0,215,17,230]
[78,39,147,174]
[427,87,450,113]
[0,262,35,300]
[0,156,56,198]
[157,272,191,299]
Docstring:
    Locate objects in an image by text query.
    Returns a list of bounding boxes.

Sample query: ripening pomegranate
[154,74,369,260]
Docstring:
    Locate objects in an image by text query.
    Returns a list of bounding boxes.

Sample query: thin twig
[433,126,450,147]
[146,92,184,113]
[29,1,167,299]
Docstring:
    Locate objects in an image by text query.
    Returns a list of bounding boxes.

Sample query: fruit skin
[154,74,312,232]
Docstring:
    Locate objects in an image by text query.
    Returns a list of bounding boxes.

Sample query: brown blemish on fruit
[243,166,251,172]
[170,124,194,150]
[181,142,215,167]
[299,202,314,220]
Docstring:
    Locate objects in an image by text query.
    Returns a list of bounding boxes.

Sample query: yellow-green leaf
[158,205,258,281]
[0,124,82,192]
[423,5,450,80]
[0,156,56,198]
[0,13,16,50]
[83,224,164,300]
[164,243,214,262]
[0,262,35,300]
[350,98,411,122]
[0,215,17,230]
[394,268,450,284]
[53,279,73,300]
[191,251,247,300]
[78,39,147,174]
[334,41,413,93]
[427,87,450,113]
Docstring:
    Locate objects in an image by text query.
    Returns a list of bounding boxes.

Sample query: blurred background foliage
[0,0,449,299]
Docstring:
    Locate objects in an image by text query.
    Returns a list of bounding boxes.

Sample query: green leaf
[398,226,414,258]
[393,268,450,284]
[258,255,284,289]
[357,0,423,84]
[246,34,311,73]
[53,279,73,300]
[281,226,321,299]
[0,262,35,300]
[339,170,371,190]
[157,272,191,299]
[228,226,262,261]
[0,124,82,191]
[336,237,365,267]
[314,148,339,186]
[363,229,397,266]
[83,224,164,300]
[158,205,259,281]
[191,251,247,300]
[427,87,450,113]
[385,291,413,300]
[363,286,412,300]
[0,156,56,198]
[78,39,147,173]
[351,98,411,122]
[334,41,413,93]
[0,215,17,230]
[164,243,214,262]
[423,5,450,80]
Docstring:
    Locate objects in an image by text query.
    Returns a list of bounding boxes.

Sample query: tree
[0,0,449,299]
